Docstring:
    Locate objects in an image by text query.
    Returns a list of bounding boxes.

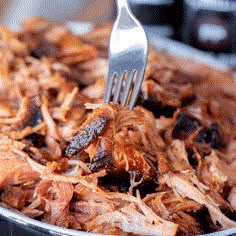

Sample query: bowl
[0,21,235,236]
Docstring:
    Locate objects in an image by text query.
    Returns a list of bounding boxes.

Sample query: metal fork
[104,0,148,110]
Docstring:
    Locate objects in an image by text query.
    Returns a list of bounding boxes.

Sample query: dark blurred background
[0,0,235,68]
[129,0,236,69]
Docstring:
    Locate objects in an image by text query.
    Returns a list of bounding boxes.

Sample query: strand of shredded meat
[0,17,235,236]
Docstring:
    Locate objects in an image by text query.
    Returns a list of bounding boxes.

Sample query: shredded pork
[0,17,235,235]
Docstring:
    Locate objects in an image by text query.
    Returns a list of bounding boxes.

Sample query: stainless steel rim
[0,206,99,236]
[0,205,235,236]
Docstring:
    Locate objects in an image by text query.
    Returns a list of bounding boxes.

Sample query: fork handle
[116,0,129,10]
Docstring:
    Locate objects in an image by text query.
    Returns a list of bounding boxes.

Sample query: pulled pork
[0,17,235,236]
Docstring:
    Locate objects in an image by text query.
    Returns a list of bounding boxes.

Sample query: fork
[104,0,148,110]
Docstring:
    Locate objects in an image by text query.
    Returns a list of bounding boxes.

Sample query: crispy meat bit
[187,148,198,169]
[65,117,109,157]
[89,152,113,172]
[196,123,226,150]
[23,95,42,128]
[81,104,165,180]
[172,112,200,139]
[0,96,41,128]
[138,91,177,118]
[14,95,42,130]
[30,41,59,59]
[25,133,45,148]
[89,138,113,172]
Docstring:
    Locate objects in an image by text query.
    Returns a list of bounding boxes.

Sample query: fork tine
[112,71,126,103]
[104,70,116,104]
[104,0,148,109]
[121,69,136,107]
[128,69,145,110]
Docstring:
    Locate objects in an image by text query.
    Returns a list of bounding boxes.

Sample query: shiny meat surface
[0,18,235,235]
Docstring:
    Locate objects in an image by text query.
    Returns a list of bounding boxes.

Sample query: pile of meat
[0,18,236,236]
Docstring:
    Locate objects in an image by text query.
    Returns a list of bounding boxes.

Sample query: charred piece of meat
[65,104,165,180]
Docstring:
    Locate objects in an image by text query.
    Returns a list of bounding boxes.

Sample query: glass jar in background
[128,0,176,38]
[182,0,236,68]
